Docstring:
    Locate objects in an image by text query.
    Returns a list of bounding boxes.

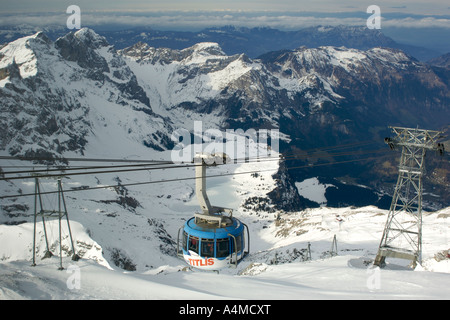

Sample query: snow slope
[1,252,448,300]
[1,154,449,299]
[295,177,334,206]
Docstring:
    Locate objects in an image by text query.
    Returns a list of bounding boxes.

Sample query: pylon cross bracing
[374,126,445,268]
[32,177,80,270]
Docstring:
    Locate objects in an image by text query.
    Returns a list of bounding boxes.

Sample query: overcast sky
[1,0,449,31]
[2,0,450,14]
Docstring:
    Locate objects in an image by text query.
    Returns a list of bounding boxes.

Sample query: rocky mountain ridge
[101,25,442,61]
[1,28,449,209]
[1,25,444,62]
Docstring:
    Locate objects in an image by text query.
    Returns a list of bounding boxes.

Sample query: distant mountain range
[99,25,446,62]
[429,53,450,69]
[0,25,446,62]
[1,28,449,212]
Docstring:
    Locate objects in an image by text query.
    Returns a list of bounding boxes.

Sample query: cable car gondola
[177,153,249,270]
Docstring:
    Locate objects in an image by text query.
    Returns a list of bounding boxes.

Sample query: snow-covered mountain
[2,28,448,151]
[97,25,442,61]
[1,27,449,209]
[429,52,450,69]
[0,29,174,161]
[1,27,449,208]
[0,29,449,298]
[120,35,449,208]
[120,38,449,129]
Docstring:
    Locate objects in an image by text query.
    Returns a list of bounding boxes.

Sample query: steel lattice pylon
[374,126,445,268]
[32,177,80,270]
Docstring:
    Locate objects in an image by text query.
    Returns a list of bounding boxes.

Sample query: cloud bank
[1,11,449,31]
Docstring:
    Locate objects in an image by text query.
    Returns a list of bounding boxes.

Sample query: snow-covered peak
[73,27,109,48]
[366,47,415,64]
[181,42,226,63]
[272,45,420,79]
[188,42,225,56]
[55,28,112,72]
[316,46,368,72]
[118,42,155,61]
[0,31,53,83]
[120,41,228,67]
[294,46,367,67]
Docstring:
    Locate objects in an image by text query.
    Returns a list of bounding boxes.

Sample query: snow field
[1,171,449,300]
